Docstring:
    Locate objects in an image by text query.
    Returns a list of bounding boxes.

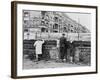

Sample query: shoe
[61,60,64,62]
[33,59,38,62]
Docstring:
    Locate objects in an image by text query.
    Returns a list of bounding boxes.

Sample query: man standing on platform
[59,33,67,62]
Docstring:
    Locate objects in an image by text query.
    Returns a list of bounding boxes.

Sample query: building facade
[23,10,90,40]
[23,10,90,33]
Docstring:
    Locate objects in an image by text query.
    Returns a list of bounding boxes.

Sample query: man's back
[60,37,66,47]
[34,40,44,54]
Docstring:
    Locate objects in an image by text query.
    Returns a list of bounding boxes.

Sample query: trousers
[60,47,67,60]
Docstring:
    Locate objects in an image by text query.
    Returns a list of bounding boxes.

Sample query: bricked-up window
[24,20,27,24]
[24,12,28,14]
[53,30,58,33]
[41,11,46,16]
[71,25,73,27]
[63,27,67,32]
[23,11,29,17]
[41,28,46,32]
[71,30,73,32]
[54,17,58,22]
[64,27,66,29]
[41,21,45,25]
[53,24,58,29]
[24,20,29,27]
[24,29,28,32]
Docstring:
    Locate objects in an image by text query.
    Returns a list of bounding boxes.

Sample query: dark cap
[62,33,65,35]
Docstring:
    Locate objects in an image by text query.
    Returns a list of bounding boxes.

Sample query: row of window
[23,11,88,33]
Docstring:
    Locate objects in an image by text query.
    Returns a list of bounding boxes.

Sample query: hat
[62,33,65,35]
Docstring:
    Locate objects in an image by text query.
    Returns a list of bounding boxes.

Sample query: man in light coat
[34,39,44,61]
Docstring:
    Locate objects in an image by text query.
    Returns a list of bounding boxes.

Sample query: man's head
[62,33,65,37]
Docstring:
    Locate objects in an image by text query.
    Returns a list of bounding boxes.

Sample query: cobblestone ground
[23,56,88,69]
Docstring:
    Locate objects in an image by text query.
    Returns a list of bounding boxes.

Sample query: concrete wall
[24,32,91,41]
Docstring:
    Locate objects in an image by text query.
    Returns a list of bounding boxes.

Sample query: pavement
[23,58,88,69]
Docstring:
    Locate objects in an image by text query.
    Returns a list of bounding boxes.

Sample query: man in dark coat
[59,33,67,62]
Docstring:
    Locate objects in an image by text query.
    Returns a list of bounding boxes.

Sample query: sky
[66,12,91,31]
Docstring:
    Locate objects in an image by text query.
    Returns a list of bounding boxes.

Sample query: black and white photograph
[23,10,91,69]
[11,1,97,78]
